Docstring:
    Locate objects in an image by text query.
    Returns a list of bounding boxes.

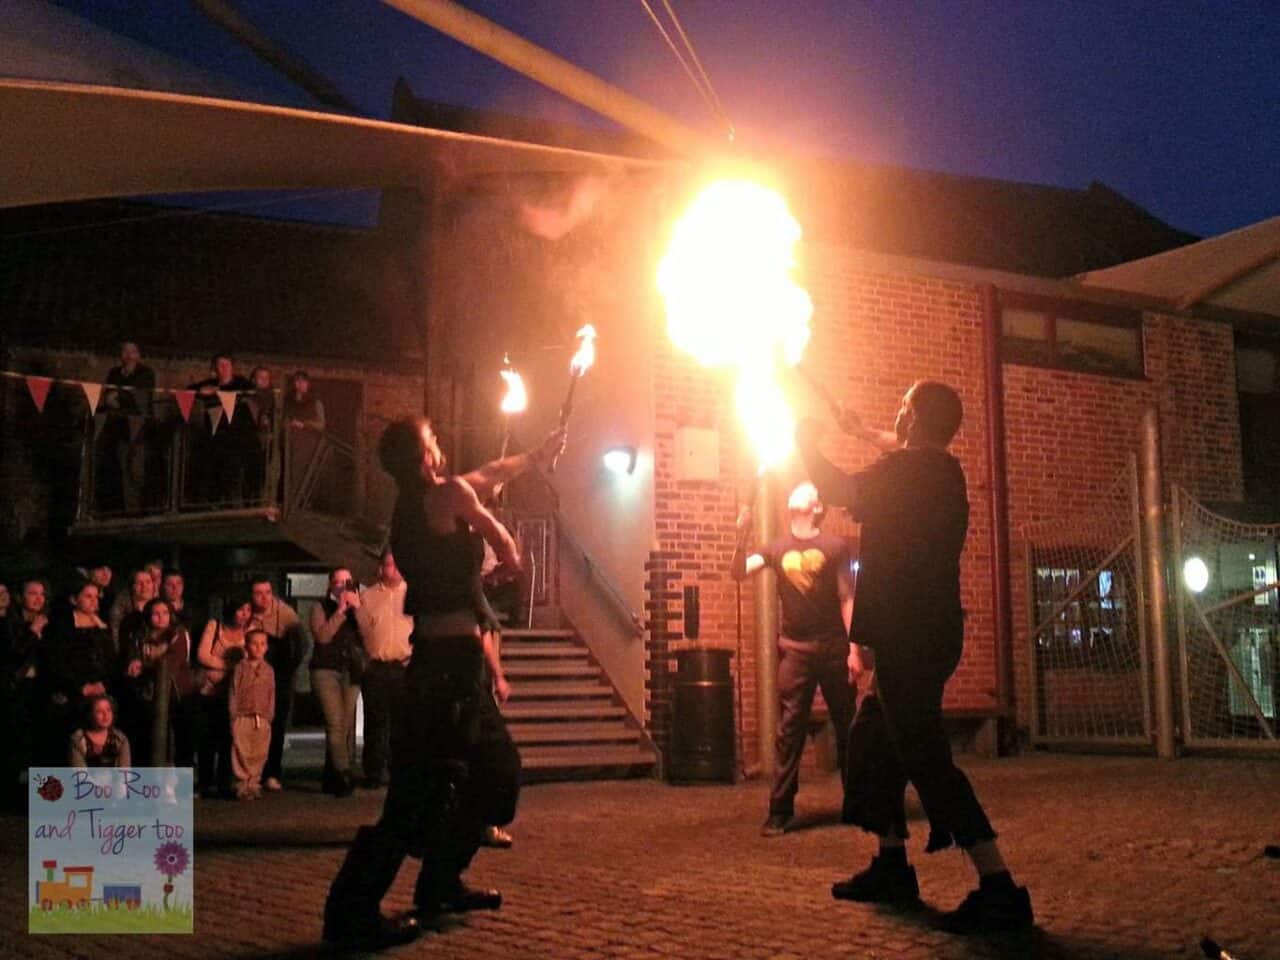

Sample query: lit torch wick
[498,355,528,458]
[550,324,597,473]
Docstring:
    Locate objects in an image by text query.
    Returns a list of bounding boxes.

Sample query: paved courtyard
[2,753,1278,959]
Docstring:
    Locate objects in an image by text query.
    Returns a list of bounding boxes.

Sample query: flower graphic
[153,842,190,910]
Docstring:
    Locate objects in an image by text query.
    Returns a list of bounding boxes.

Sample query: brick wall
[1003,311,1242,731]
[647,245,1245,766]
[647,247,999,770]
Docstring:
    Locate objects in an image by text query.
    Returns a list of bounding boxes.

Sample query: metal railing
[72,392,364,530]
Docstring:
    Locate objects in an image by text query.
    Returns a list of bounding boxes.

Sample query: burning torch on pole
[549,323,597,473]
[498,353,528,460]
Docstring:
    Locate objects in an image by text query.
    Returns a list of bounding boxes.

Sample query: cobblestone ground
[2,754,1278,959]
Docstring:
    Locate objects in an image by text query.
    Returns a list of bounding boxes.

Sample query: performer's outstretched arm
[796,419,861,514]
[730,506,767,581]
[462,428,566,500]
[835,405,900,453]
[451,478,521,571]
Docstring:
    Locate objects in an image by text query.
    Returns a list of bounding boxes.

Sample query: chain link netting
[1023,463,1150,745]
[1172,489,1279,749]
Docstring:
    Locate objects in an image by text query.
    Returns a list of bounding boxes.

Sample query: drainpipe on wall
[753,472,779,778]
[981,284,1015,750]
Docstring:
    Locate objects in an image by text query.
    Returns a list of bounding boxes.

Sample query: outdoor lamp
[603,445,638,476]
[1182,556,1210,594]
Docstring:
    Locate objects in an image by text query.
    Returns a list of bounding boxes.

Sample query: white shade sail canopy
[1077,215,1280,320]
[0,79,670,209]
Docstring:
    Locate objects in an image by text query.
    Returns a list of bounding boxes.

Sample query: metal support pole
[1139,406,1177,759]
[981,284,1015,743]
[150,656,171,767]
[753,472,779,777]
[381,0,719,158]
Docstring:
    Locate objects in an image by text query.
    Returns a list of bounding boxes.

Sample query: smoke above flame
[658,179,813,470]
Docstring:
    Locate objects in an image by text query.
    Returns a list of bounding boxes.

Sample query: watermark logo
[28,768,193,934]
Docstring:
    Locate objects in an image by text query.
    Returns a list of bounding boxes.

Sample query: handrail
[552,508,645,636]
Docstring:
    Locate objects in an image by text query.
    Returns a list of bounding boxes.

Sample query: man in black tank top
[324,417,559,949]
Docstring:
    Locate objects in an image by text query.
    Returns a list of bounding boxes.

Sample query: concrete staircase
[500,628,658,782]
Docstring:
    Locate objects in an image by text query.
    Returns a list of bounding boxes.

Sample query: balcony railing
[74,392,359,526]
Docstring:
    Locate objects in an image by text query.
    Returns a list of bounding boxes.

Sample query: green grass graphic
[29,902,193,934]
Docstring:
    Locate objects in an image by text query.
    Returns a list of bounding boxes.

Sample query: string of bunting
[0,369,274,436]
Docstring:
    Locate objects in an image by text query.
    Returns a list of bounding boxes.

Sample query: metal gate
[1023,458,1153,748]
[1171,487,1280,752]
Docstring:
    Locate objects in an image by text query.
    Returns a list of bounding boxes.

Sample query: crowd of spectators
[0,546,438,811]
[89,342,326,515]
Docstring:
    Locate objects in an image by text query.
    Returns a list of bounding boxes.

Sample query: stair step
[502,702,627,722]
[506,681,613,699]
[505,661,598,679]
[519,744,657,771]
[501,628,576,639]
[507,722,641,745]
[502,642,587,659]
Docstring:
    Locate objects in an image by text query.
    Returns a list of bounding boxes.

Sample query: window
[1001,293,1143,378]
[1032,562,1135,668]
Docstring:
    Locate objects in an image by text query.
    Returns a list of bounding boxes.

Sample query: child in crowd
[69,694,131,768]
[229,629,275,800]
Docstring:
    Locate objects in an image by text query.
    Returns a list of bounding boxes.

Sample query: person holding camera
[310,567,366,798]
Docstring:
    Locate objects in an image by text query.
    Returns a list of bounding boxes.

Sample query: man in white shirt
[355,549,414,788]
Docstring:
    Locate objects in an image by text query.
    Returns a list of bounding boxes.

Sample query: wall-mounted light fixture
[1182,556,1210,594]
[602,445,638,476]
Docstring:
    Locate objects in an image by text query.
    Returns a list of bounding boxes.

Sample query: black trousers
[842,621,995,852]
[325,636,521,927]
[360,660,407,784]
[262,684,292,782]
[771,635,852,816]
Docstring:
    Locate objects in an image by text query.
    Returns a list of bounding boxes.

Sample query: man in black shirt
[797,380,1032,934]
[733,482,854,836]
[103,341,156,513]
[187,353,254,505]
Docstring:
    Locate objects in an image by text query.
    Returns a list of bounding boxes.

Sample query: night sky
[45,0,1280,237]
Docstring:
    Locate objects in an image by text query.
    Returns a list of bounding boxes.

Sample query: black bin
[668,648,735,783]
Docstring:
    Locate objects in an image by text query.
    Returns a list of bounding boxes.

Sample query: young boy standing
[797,380,1033,933]
[230,629,275,801]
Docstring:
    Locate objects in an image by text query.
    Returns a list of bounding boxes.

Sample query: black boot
[324,826,420,948]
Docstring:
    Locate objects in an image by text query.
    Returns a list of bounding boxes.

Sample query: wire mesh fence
[1022,459,1151,747]
[1171,488,1280,751]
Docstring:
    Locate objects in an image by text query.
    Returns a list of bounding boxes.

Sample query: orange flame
[658,179,812,470]
[570,324,597,377]
[499,366,528,414]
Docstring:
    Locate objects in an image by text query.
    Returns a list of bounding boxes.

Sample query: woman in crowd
[68,694,131,768]
[109,568,156,656]
[122,597,198,767]
[41,580,115,763]
[196,597,251,798]
[284,370,325,432]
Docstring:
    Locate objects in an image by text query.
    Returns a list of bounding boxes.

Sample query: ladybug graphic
[35,775,64,802]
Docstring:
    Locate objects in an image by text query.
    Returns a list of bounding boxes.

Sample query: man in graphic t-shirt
[733,481,854,837]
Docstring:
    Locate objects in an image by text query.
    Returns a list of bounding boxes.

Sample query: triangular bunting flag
[25,376,53,413]
[174,390,196,423]
[81,381,102,416]
[217,390,237,423]
[208,406,223,435]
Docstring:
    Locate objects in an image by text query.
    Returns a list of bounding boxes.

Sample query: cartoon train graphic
[35,861,143,910]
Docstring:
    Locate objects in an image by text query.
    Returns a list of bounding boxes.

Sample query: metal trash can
[668,648,735,783]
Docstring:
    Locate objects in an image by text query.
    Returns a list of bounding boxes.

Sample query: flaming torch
[498,354,528,459]
[657,177,813,779]
[549,323,597,472]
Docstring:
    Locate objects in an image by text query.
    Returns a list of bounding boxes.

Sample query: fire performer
[322,417,560,949]
[796,381,1033,933]
[732,481,854,837]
